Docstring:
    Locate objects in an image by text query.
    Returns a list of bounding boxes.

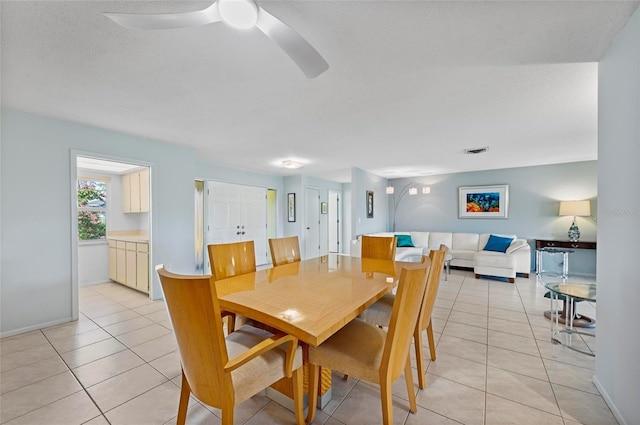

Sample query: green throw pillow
[396,234,415,247]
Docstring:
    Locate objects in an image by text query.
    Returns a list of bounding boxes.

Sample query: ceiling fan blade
[255,7,329,79]
[104,4,221,30]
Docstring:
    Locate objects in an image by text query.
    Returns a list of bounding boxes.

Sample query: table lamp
[559,200,591,242]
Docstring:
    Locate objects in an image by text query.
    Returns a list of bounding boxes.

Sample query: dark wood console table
[535,239,597,251]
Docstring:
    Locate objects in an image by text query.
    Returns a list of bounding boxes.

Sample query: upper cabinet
[122,168,149,213]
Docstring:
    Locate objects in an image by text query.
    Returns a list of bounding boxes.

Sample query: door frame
[328,190,342,253]
[70,150,154,320]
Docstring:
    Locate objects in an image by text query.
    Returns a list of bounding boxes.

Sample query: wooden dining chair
[156,265,304,425]
[306,260,430,425]
[361,235,397,260]
[269,236,301,266]
[359,246,447,389]
[208,241,257,332]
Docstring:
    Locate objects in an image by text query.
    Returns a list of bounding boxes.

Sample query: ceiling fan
[104,0,329,78]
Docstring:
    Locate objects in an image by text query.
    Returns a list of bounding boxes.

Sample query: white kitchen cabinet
[136,243,149,292]
[108,240,117,281]
[122,169,149,213]
[116,240,127,283]
[109,237,149,294]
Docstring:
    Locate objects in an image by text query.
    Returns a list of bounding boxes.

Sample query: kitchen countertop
[108,234,149,243]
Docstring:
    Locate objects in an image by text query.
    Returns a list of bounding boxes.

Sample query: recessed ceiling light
[282,160,304,169]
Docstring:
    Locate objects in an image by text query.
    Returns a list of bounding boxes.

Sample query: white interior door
[242,185,267,265]
[328,190,341,253]
[305,187,320,259]
[205,181,268,268]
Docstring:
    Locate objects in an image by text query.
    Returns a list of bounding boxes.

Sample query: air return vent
[464,146,489,155]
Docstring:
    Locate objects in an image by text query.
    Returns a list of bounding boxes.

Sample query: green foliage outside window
[78,180,107,240]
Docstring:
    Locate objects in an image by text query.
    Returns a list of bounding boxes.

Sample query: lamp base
[567,221,580,242]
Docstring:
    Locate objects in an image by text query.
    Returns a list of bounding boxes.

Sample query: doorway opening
[72,153,153,319]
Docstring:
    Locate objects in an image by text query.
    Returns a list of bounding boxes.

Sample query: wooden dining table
[216,254,413,408]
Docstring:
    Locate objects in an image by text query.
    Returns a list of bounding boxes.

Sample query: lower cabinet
[108,239,149,293]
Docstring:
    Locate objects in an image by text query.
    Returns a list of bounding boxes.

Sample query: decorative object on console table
[458,184,509,219]
[558,200,591,242]
[287,193,296,222]
[386,182,430,231]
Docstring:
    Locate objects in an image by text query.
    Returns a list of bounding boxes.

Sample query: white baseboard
[593,374,628,425]
[0,316,73,338]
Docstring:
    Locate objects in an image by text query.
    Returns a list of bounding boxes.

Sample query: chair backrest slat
[362,235,397,260]
[208,241,256,281]
[418,247,447,331]
[380,259,429,381]
[156,266,233,407]
[269,236,301,266]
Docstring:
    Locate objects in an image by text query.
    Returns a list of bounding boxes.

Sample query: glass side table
[544,282,596,356]
[536,247,574,279]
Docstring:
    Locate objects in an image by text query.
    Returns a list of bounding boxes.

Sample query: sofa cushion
[396,234,415,247]
[428,232,453,250]
[409,232,430,248]
[483,234,514,252]
[475,250,516,268]
[506,239,528,254]
[452,233,480,251]
[449,249,476,262]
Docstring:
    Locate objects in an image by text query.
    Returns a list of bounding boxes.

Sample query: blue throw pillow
[483,235,514,253]
[396,234,415,247]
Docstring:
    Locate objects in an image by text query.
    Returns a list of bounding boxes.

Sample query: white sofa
[352,231,531,283]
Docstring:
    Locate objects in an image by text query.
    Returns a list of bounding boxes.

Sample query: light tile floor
[1,269,613,425]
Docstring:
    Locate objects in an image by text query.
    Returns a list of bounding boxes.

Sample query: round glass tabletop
[544,282,596,302]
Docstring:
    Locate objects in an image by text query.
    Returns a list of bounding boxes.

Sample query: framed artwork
[366,190,374,218]
[287,193,296,222]
[459,184,509,219]
[321,202,328,214]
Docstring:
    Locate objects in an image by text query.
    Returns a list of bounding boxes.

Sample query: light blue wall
[351,167,390,238]
[596,6,640,425]
[390,161,598,275]
[280,174,345,258]
[1,109,197,336]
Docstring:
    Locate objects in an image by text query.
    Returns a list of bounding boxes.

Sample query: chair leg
[227,314,235,333]
[292,366,304,425]
[426,320,437,361]
[221,402,234,425]
[305,364,320,424]
[404,356,417,413]
[177,371,191,425]
[380,379,394,425]
[413,325,427,390]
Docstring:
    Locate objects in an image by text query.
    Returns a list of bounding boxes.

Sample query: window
[77,179,107,240]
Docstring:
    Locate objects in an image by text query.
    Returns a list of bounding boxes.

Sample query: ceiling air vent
[464,146,489,155]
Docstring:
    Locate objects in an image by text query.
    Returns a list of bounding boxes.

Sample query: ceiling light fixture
[386,185,395,194]
[282,160,304,169]
[217,0,258,29]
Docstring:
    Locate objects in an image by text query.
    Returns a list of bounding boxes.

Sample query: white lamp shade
[559,200,591,217]
[386,186,394,194]
[408,187,418,195]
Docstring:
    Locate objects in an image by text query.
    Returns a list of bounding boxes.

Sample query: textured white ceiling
[2,1,639,182]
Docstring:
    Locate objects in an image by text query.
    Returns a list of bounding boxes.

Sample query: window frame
[77,176,110,243]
